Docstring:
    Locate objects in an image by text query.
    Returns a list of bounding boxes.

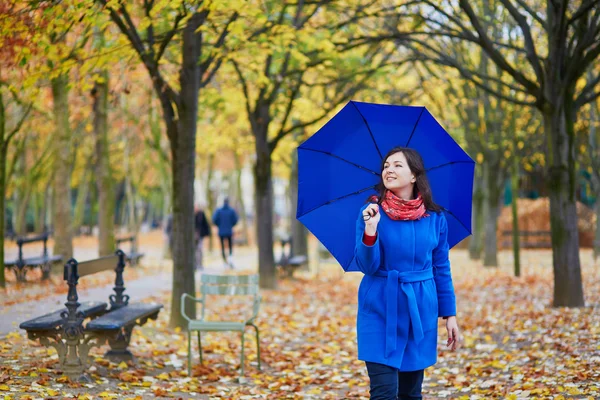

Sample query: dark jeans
[366,362,424,400]
[220,235,233,261]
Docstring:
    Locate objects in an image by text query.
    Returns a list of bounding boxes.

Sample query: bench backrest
[16,232,50,261]
[64,250,129,313]
[76,255,120,277]
[199,274,259,320]
[116,235,137,253]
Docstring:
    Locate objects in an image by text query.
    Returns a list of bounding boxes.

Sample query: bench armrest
[181,293,203,322]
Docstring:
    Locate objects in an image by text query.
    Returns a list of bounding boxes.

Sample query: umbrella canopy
[296,101,475,272]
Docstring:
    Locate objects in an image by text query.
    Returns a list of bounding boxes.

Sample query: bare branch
[344,31,529,55]
[155,13,185,64]
[231,60,254,118]
[268,75,304,152]
[5,103,32,145]
[576,71,600,107]
[458,0,541,97]
[6,135,26,187]
[577,88,600,107]
[513,0,548,29]
[406,38,534,98]
[498,0,545,84]
[568,0,600,25]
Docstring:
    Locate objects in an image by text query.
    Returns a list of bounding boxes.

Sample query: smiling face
[382,151,415,194]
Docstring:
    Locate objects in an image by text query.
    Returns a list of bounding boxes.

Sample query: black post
[43,233,49,257]
[110,249,129,309]
[60,258,88,380]
[16,238,24,282]
[62,259,82,335]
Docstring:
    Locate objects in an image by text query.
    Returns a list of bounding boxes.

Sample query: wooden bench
[19,250,163,381]
[4,232,63,282]
[276,238,308,278]
[115,235,144,266]
[181,274,261,378]
[501,230,552,248]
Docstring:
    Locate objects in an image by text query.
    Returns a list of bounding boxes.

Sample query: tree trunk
[289,142,308,267]
[483,161,503,267]
[254,130,276,289]
[73,168,90,234]
[51,73,73,258]
[234,151,249,246]
[205,154,215,252]
[15,185,31,235]
[168,12,202,328]
[594,199,600,261]
[510,151,521,277]
[543,107,584,307]
[34,186,47,233]
[93,71,116,256]
[0,90,6,287]
[124,140,137,233]
[469,167,484,260]
[14,142,30,235]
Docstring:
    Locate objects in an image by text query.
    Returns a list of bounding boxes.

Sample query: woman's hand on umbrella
[445,316,462,351]
[363,204,380,233]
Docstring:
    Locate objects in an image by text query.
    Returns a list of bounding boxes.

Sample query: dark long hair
[369,147,443,212]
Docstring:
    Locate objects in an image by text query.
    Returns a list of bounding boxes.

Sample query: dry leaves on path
[1,249,599,399]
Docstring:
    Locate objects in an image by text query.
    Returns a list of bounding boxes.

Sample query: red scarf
[369,190,429,221]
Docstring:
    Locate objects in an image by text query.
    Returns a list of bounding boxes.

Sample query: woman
[355,147,462,399]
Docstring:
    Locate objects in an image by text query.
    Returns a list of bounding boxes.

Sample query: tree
[92,28,116,256]
[230,0,396,289]
[382,0,600,307]
[96,0,245,327]
[0,85,32,287]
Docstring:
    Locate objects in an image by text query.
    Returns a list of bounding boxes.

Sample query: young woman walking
[355,147,462,399]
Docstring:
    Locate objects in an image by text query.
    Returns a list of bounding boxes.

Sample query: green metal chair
[181,274,261,377]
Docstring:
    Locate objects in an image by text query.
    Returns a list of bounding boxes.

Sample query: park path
[0,233,259,338]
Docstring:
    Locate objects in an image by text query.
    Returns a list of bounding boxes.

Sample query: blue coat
[212,205,239,237]
[354,205,456,371]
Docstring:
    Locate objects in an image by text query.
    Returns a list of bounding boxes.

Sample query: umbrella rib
[405,107,425,147]
[298,185,377,218]
[351,102,383,160]
[299,148,380,175]
[426,160,475,172]
[444,208,472,235]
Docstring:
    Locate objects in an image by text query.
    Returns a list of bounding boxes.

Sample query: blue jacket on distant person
[212,199,239,237]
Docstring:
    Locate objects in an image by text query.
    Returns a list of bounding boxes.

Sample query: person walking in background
[165,214,173,258]
[212,198,238,268]
[194,204,210,270]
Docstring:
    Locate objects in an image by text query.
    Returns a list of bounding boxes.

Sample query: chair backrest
[199,274,259,320]
[200,274,259,295]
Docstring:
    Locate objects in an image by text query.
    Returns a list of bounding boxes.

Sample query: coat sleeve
[433,213,456,318]
[354,207,380,275]
[212,210,219,226]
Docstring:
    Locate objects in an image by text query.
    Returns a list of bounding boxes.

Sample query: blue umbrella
[296,101,475,272]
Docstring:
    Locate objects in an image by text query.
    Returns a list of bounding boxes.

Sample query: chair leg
[188,330,192,377]
[250,323,261,370]
[197,331,203,364]
[240,330,245,377]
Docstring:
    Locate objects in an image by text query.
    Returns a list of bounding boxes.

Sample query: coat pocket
[419,280,439,332]
[358,277,378,315]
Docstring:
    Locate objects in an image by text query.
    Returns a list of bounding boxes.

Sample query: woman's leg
[365,362,398,400]
[397,369,424,400]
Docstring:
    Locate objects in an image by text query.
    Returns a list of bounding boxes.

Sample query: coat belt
[373,269,434,358]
